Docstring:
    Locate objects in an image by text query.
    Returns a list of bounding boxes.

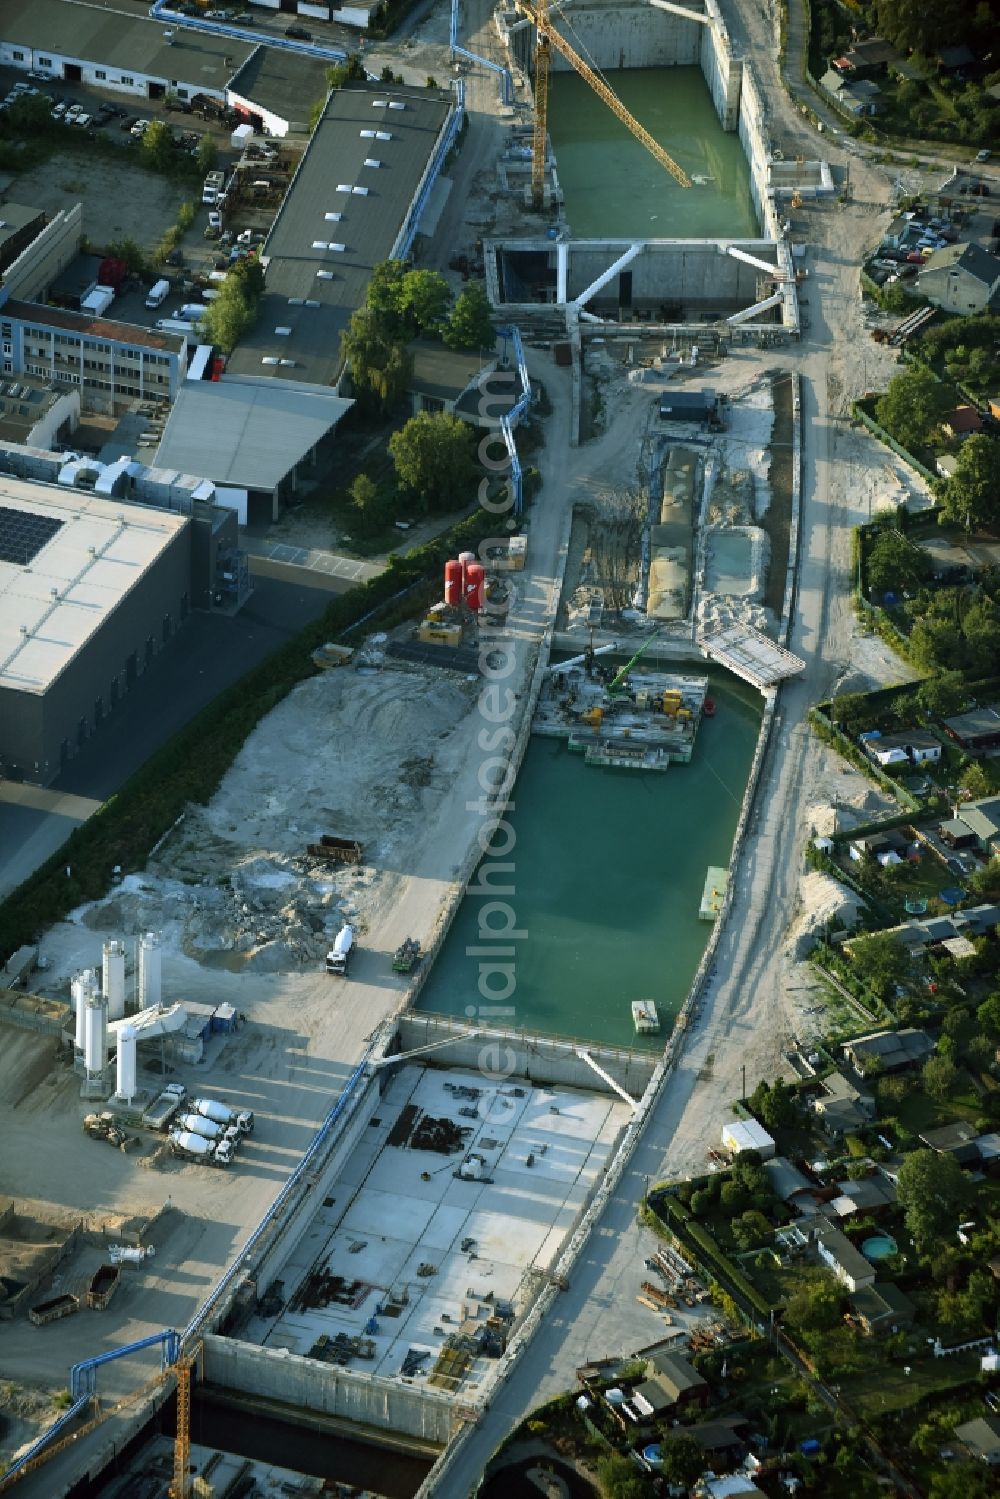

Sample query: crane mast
[513,0,692,210]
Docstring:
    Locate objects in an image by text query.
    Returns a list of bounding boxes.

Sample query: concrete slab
[260,1064,631,1394]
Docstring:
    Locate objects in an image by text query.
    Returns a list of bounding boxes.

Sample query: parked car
[906,251,925,263]
[131,118,150,137]
[120,116,137,131]
[284,24,311,39]
[975,149,992,163]
[52,101,67,117]
[74,114,93,129]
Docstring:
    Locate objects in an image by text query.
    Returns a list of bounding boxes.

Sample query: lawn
[894,1080,984,1136]
[848,1351,981,1417]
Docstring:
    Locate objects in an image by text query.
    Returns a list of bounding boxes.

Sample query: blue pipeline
[497,326,532,515]
[396,81,466,261]
[450,0,515,104]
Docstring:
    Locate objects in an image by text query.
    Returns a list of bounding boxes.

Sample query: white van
[179,303,208,320]
[201,288,221,301]
[145,279,170,309]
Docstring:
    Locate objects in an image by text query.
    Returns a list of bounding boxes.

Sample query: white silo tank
[72,968,99,1051]
[116,1024,137,1102]
[84,993,108,1077]
[102,939,126,1021]
[139,932,161,1010]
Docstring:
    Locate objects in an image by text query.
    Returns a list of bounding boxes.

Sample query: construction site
[0,0,931,1491]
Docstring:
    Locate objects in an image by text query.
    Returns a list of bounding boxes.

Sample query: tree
[443,280,495,351]
[929,1464,998,1499]
[865,527,928,599]
[326,55,366,90]
[977,991,1000,1034]
[657,1433,704,1488]
[967,860,1000,903]
[960,762,991,800]
[389,411,477,512]
[848,931,909,1000]
[398,269,451,332]
[594,1453,648,1499]
[915,669,967,720]
[340,307,413,412]
[939,434,1000,531]
[922,1053,958,1102]
[748,1077,798,1134]
[877,1074,911,1108]
[105,237,145,276]
[201,263,263,354]
[346,473,393,538]
[140,118,174,171]
[784,1273,843,1334]
[720,1179,749,1214]
[196,135,218,175]
[896,1149,969,1252]
[426,75,439,89]
[731,1209,771,1250]
[689,1187,713,1217]
[874,366,951,455]
[366,259,409,325]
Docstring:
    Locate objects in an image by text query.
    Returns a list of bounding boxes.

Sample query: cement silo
[139,932,161,1010]
[116,1024,137,1103]
[102,940,126,1021]
[72,969,99,1052]
[84,993,108,1081]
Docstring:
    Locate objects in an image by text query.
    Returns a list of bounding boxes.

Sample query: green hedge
[651,1194,777,1319]
[0,509,502,964]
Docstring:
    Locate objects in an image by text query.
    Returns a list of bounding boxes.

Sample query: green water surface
[417,671,762,1049]
[547,66,758,240]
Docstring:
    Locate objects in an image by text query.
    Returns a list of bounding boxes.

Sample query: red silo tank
[444,559,463,607]
[457,550,476,584]
[464,562,485,612]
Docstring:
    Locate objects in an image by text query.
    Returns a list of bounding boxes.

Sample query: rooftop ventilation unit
[372,99,388,108]
[279,359,295,367]
[336,183,352,193]
[261,356,279,366]
[316,270,334,280]
[287,297,304,306]
[375,131,392,141]
[305,299,320,308]
[274,326,292,336]
[363,159,381,168]
[351,186,369,196]
[388,101,405,110]
[360,129,376,139]
[312,239,329,250]
[324,211,343,222]
[329,243,346,252]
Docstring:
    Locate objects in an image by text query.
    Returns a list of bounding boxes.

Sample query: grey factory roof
[153,377,352,492]
[227,45,331,127]
[0,0,253,92]
[0,478,188,694]
[226,82,452,387]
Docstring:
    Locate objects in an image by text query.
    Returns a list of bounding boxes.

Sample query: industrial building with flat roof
[226,82,454,388]
[153,376,353,524]
[0,479,191,783]
[0,0,252,101]
[227,46,333,137]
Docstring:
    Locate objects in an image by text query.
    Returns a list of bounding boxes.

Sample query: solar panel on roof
[0,505,64,566]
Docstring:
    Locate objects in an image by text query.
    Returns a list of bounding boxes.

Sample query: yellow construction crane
[169,1344,201,1499]
[512,0,692,208]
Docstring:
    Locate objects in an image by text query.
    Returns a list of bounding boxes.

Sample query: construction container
[507,535,527,570]
[418,620,463,647]
[87,1264,121,1311]
[212,1002,237,1034]
[28,1293,80,1326]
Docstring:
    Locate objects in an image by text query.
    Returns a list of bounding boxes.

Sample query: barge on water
[699,866,729,920]
[533,657,710,769]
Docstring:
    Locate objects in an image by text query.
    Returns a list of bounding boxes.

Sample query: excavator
[575,632,664,727]
[510,0,693,210]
